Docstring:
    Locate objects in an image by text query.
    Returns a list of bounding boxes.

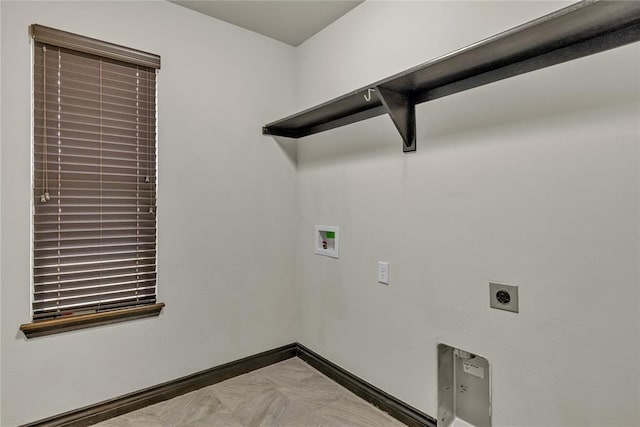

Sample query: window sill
[19,303,165,339]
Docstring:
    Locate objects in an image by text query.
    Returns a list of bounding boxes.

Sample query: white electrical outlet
[378,261,389,284]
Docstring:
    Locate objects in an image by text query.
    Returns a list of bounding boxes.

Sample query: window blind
[32,25,160,320]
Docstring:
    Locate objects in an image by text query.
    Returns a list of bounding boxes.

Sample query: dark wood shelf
[263,1,640,152]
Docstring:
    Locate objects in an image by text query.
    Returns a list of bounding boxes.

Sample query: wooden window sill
[19,303,165,339]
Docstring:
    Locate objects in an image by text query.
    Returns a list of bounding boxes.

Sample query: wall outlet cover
[489,282,519,313]
[378,261,389,284]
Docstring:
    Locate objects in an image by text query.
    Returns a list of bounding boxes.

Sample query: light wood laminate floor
[95,357,407,427]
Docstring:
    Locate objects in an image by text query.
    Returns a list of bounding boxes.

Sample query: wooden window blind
[31,25,160,321]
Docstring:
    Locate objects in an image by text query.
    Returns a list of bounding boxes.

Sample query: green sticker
[326,231,335,239]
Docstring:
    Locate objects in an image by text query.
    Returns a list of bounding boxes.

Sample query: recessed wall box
[314,225,339,258]
[438,343,491,427]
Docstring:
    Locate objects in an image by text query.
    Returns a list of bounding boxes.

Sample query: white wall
[0,2,298,425]
[3,1,640,426]
[295,2,640,427]
[0,2,3,423]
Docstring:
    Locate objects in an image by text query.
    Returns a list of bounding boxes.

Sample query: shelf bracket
[375,86,416,152]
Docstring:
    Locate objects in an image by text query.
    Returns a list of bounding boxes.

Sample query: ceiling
[170,1,363,46]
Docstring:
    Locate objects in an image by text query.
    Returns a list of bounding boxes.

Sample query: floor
[95,357,407,427]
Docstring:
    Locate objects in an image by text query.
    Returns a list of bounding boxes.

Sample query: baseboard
[22,343,298,427]
[295,344,437,427]
[22,342,435,427]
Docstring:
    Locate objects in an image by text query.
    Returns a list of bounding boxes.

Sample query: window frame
[21,24,163,338]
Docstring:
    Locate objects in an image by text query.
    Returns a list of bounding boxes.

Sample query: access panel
[438,343,491,427]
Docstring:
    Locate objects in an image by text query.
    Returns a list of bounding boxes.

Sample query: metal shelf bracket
[376,86,416,152]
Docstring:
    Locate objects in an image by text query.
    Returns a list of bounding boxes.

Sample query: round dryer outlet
[489,282,519,313]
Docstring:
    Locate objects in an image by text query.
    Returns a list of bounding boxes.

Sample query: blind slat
[35,235,156,244]
[35,238,156,251]
[34,119,156,136]
[35,249,156,261]
[34,255,156,269]
[38,219,155,228]
[34,98,156,121]
[33,295,157,317]
[35,88,156,111]
[35,112,156,132]
[35,74,156,98]
[34,286,156,303]
[35,161,155,173]
[35,278,156,294]
[35,61,156,86]
[34,134,156,150]
[35,260,156,272]
[35,153,157,166]
[35,126,155,143]
[35,50,158,74]
[34,271,157,287]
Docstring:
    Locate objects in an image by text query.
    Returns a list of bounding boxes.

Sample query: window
[21,25,163,338]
